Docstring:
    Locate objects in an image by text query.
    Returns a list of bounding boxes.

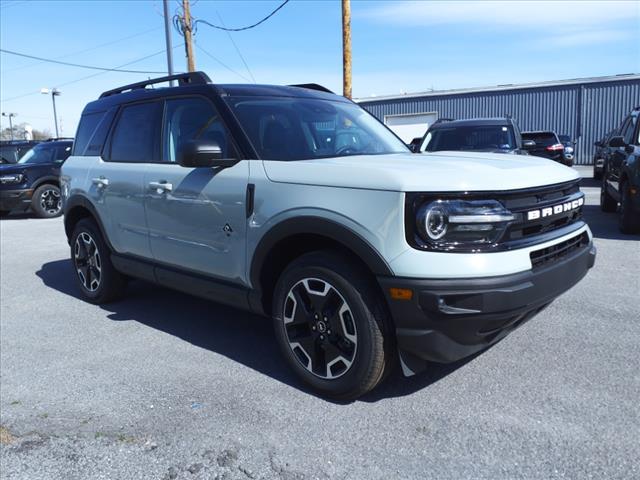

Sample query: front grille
[500,180,583,242]
[529,232,589,269]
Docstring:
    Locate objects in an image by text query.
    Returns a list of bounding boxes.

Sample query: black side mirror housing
[608,136,626,148]
[179,140,239,168]
[522,139,536,148]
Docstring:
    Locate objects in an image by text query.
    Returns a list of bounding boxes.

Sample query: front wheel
[31,184,62,218]
[272,251,393,400]
[619,182,640,234]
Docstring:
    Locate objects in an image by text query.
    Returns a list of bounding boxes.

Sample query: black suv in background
[418,117,530,154]
[0,140,41,164]
[600,107,640,233]
[521,131,570,165]
[0,139,73,217]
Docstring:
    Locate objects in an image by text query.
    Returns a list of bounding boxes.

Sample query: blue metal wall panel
[360,78,640,165]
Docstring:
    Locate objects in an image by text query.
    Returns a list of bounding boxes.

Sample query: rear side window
[73,112,103,155]
[108,102,161,162]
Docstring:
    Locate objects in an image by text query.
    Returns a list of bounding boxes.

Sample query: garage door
[384,112,438,143]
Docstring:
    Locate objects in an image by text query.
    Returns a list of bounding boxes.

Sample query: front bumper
[378,238,596,375]
[0,188,33,212]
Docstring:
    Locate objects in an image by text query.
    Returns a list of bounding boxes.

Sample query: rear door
[89,101,162,259]
[144,96,249,283]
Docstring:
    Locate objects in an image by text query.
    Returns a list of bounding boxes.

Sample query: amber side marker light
[389,288,413,301]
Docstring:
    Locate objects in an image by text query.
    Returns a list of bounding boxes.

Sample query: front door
[144,96,249,284]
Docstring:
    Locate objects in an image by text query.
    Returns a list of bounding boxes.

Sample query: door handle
[149,181,173,193]
[91,177,109,188]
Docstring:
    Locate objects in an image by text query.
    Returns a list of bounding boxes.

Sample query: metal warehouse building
[357,74,640,165]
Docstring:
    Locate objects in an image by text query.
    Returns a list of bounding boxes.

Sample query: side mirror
[522,139,536,148]
[608,136,625,148]
[178,140,239,168]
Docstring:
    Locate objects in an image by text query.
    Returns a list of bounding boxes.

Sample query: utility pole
[342,0,352,99]
[41,88,61,138]
[163,0,175,85]
[2,112,17,141]
[182,0,196,72]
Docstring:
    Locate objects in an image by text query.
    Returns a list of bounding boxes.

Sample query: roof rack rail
[433,118,454,124]
[288,83,334,94]
[45,137,74,142]
[99,71,211,98]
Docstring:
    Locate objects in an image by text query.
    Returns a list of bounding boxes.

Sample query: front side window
[163,97,233,163]
[18,145,56,164]
[226,96,408,160]
[54,144,73,163]
[109,102,161,162]
[621,116,637,144]
[422,125,517,152]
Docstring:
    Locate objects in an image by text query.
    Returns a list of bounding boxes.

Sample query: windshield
[226,96,408,160]
[18,144,71,164]
[421,125,516,152]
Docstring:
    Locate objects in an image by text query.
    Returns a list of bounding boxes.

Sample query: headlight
[0,173,24,185]
[416,199,515,250]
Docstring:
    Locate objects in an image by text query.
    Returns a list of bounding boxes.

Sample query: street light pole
[41,88,61,138]
[163,0,175,86]
[2,112,17,141]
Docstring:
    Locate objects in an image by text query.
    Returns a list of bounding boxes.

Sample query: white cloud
[363,1,640,29]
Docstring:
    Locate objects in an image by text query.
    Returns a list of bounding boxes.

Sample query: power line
[194,40,252,82]
[4,26,163,73]
[54,44,185,89]
[194,0,290,32]
[0,49,169,74]
[216,11,256,83]
[1,45,184,103]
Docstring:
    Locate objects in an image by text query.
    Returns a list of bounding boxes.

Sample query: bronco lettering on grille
[527,197,584,221]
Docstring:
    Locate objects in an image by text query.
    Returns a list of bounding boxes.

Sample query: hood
[0,163,28,174]
[262,152,579,192]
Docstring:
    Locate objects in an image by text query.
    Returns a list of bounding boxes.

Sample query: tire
[272,250,393,401]
[31,184,62,218]
[618,182,640,234]
[600,176,617,213]
[70,218,126,304]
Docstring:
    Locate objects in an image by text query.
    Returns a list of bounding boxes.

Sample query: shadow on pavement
[581,205,639,241]
[36,258,468,403]
[0,213,37,221]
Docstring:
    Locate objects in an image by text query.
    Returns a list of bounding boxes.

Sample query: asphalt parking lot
[1,169,639,480]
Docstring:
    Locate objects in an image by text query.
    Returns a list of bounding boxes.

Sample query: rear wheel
[70,218,126,304]
[32,184,62,218]
[272,251,393,400]
[600,176,617,212]
[619,182,640,234]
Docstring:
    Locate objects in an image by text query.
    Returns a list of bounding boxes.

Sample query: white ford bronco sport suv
[61,72,595,400]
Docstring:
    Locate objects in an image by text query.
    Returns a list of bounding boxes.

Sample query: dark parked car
[418,117,530,154]
[0,140,40,164]
[593,130,617,180]
[0,139,73,218]
[521,131,570,165]
[600,107,640,233]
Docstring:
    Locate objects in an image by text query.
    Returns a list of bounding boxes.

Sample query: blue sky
[1,0,639,135]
